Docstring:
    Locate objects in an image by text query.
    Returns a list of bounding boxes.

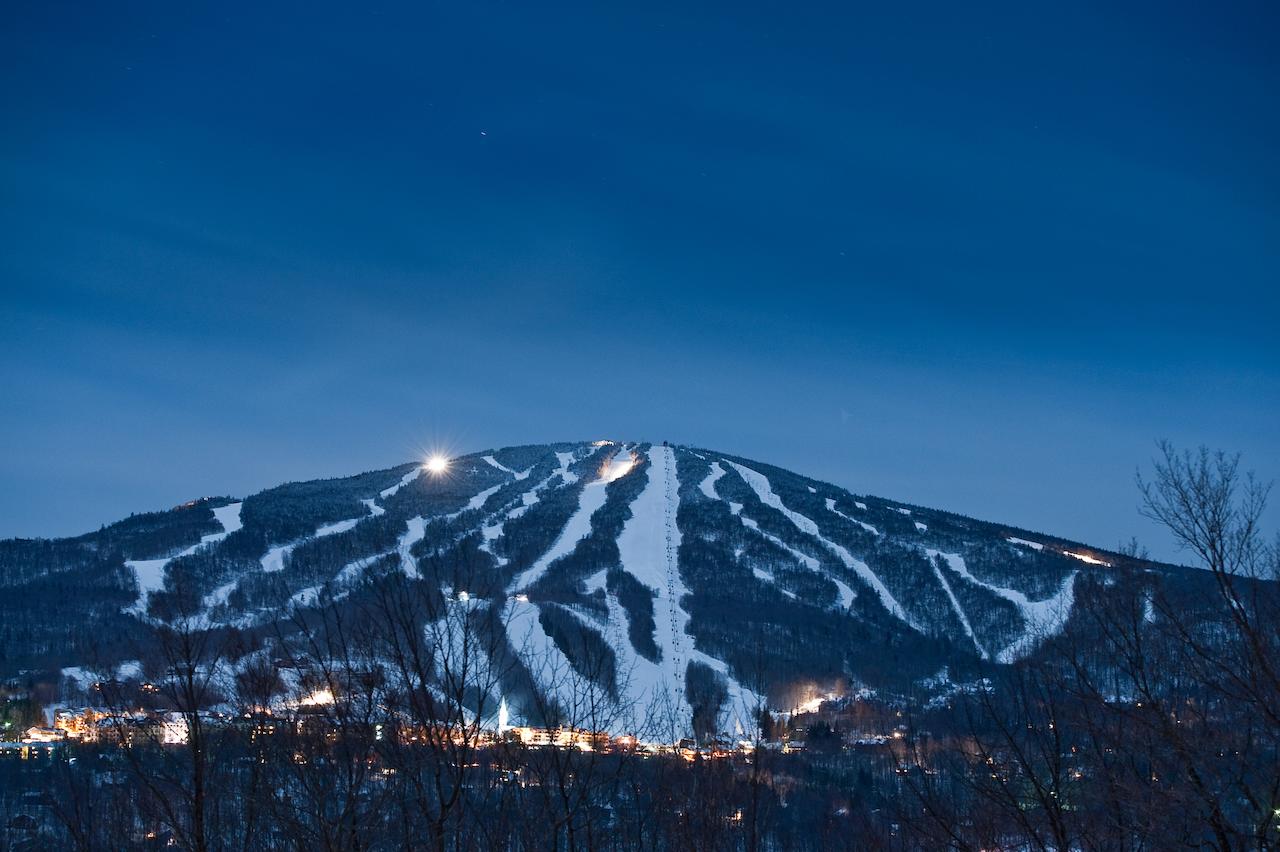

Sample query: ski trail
[505,596,601,723]
[483,455,532,480]
[261,509,368,574]
[825,498,879,535]
[126,501,244,616]
[614,445,688,714]
[928,556,986,659]
[398,517,428,579]
[614,446,761,735]
[927,549,1076,663]
[380,467,422,499]
[725,461,916,629]
[211,502,244,537]
[555,451,580,485]
[480,450,588,568]
[511,450,633,591]
[698,461,726,499]
[728,502,820,570]
[336,552,388,586]
[699,460,849,611]
[445,483,504,520]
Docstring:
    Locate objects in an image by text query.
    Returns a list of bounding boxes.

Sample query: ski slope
[825,497,879,535]
[511,449,633,591]
[725,461,916,629]
[927,548,1077,663]
[125,501,243,615]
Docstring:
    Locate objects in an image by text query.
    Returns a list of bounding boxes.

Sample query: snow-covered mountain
[0,440,1185,730]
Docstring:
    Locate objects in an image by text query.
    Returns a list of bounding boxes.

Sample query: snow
[336,553,387,585]
[479,458,582,568]
[504,597,601,722]
[288,585,323,609]
[260,543,292,574]
[927,549,1076,663]
[203,579,239,611]
[928,556,985,659]
[1063,550,1112,567]
[555,451,580,485]
[380,467,422,499]
[726,461,916,630]
[1007,536,1045,551]
[483,455,531,480]
[125,501,244,615]
[315,517,362,537]
[730,502,820,571]
[854,501,867,511]
[445,483,504,520]
[613,446,761,735]
[614,446,694,725]
[892,507,912,516]
[211,502,243,537]
[826,498,879,535]
[361,497,385,517]
[398,517,429,579]
[510,449,633,591]
[914,521,928,532]
[261,507,370,573]
[829,576,857,610]
[127,558,171,600]
[62,660,142,691]
[807,486,817,494]
[698,461,726,500]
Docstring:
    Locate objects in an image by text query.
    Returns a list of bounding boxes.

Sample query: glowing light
[425,455,449,475]
[300,689,335,707]
[497,698,510,735]
[599,451,635,483]
[795,691,839,714]
[1062,550,1112,567]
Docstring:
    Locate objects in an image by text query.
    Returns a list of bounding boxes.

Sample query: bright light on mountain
[425,455,449,475]
[300,689,334,707]
[599,452,635,483]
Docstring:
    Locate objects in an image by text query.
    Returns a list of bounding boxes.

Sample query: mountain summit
[0,440,1176,732]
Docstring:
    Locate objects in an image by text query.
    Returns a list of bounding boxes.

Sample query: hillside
[0,440,1201,733]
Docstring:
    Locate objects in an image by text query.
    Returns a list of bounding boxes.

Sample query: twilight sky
[2,1,1277,561]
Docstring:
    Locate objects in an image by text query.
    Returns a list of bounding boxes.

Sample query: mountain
[0,440,1205,732]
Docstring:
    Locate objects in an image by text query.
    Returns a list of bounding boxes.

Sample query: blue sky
[2,1,1276,560]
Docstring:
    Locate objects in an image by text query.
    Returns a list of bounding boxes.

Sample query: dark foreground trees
[16,444,1278,851]
[898,443,1279,850]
